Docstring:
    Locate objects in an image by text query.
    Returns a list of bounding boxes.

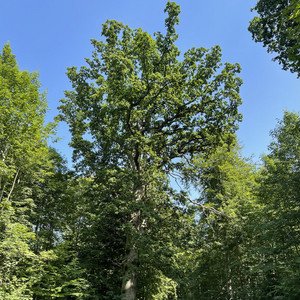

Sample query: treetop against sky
[0,0,299,162]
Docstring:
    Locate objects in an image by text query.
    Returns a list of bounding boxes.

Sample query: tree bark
[122,184,144,300]
[7,169,19,202]
[122,246,138,300]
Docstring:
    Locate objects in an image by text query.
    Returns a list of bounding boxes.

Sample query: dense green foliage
[184,144,261,299]
[0,44,50,299]
[255,112,300,299]
[1,2,300,299]
[0,45,88,299]
[249,0,300,75]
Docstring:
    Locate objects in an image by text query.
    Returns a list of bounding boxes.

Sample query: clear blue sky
[1,0,299,163]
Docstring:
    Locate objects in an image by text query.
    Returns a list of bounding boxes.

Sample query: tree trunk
[122,246,138,300]
[227,253,234,300]
[122,184,144,300]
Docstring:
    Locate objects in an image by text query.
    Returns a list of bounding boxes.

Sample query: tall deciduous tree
[0,44,51,299]
[30,150,90,299]
[249,0,300,76]
[0,45,89,299]
[180,141,260,299]
[257,112,300,299]
[60,2,243,298]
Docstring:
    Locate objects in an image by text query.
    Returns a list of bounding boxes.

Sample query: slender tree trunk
[0,169,19,203]
[0,182,7,203]
[7,169,19,202]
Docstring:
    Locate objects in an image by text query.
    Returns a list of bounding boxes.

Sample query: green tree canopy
[257,112,300,298]
[0,44,51,299]
[60,2,243,299]
[249,0,300,75]
[181,141,260,299]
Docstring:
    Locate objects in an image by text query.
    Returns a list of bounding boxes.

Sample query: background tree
[60,2,243,299]
[0,44,88,300]
[30,150,90,299]
[179,141,261,299]
[256,112,300,299]
[0,44,51,299]
[249,0,300,76]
